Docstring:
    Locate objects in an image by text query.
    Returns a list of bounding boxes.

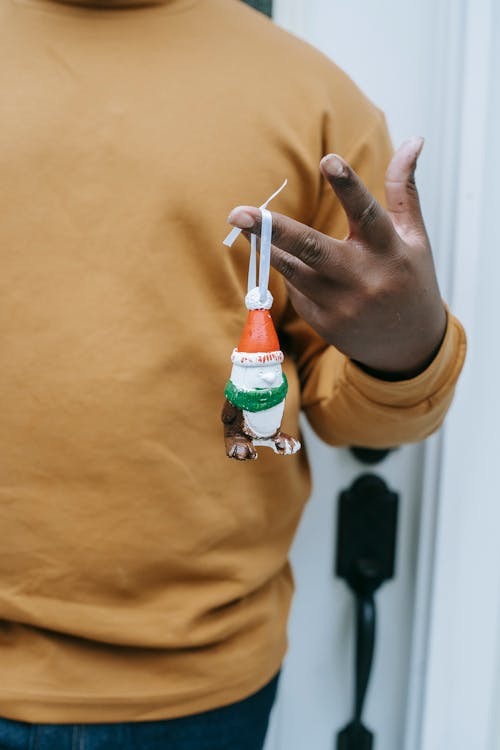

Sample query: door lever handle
[335,474,399,750]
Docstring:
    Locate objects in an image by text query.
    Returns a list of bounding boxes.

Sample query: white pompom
[245,286,273,310]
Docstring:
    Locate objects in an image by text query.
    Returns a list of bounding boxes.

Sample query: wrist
[352,307,448,382]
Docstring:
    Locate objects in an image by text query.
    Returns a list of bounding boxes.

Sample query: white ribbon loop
[223,179,287,309]
[248,233,257,293]
[258,207,272,304]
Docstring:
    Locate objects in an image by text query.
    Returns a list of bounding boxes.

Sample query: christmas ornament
[222,182,301,461]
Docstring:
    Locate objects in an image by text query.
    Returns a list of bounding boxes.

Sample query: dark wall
[242,0,273,18]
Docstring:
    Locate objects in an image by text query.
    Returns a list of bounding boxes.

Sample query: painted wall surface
[269,1,500,748]
[265,2,465,749]
[484,16,500,739]
[416,1,500,747]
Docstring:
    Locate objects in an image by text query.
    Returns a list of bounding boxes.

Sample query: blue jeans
[0,673,279,750]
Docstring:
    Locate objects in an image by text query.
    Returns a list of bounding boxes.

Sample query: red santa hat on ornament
[231,290,284,367]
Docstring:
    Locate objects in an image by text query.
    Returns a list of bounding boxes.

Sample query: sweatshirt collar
[36,1,173,5]
[13,0,196,15]
[15,0,185,10]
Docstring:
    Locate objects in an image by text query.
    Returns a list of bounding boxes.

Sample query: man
[0,0,466,748]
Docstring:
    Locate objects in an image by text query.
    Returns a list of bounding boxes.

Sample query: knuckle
[335,297,359,326]
[294,232,326,267]
[361,256,410,303]
[406,172,419,197]
[362,277,382,302]
[355,198,380,229]
[275,256,298,282]
[271,220,285,245]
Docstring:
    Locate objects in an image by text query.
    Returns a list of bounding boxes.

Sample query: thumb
[385,136,426,236]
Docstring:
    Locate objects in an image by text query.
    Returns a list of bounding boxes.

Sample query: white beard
[242,401,285,439]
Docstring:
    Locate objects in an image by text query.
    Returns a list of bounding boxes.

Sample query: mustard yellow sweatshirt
[0,0,466,723]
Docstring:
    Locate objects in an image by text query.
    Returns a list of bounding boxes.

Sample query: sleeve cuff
[344,306,467,409]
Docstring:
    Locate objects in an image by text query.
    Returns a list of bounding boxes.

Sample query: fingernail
[414,136,425,155]
[321,153,347,177]
[227,207,256,229]
[405,135,424,155]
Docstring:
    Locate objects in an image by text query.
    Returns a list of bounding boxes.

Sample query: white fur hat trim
[231,348,284,366]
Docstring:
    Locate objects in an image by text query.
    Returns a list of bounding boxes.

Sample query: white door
[412,1,500,747]
[265,1,466,749]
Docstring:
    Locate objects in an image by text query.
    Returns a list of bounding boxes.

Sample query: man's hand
[227,138,447,380]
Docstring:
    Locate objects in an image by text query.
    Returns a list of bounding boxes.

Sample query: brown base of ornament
[221,399,301,461]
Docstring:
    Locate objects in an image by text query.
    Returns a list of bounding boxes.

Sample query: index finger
[320,153,394,249]
[227,207,349,278]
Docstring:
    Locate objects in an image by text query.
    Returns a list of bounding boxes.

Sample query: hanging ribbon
[223,179,287,311]
[258,207,272,305]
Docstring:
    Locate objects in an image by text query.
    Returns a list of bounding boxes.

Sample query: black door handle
[335,474,399,750]
[350,447,394,465]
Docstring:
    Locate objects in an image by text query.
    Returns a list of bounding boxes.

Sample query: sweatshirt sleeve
[280,88,467,448]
